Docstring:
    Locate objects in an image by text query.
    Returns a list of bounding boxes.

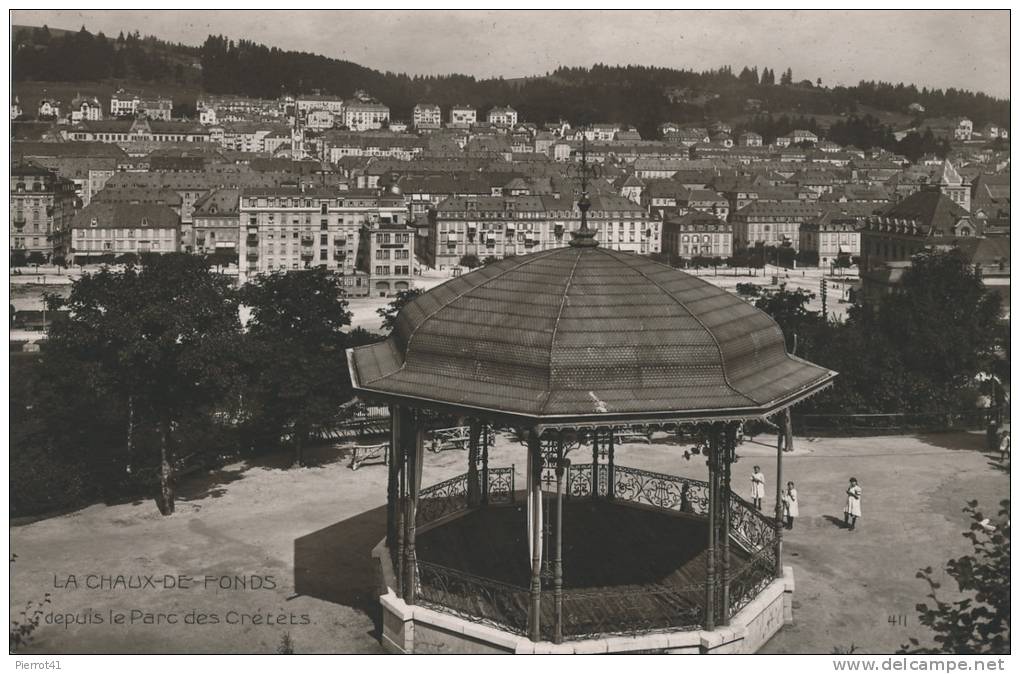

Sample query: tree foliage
[377,288,424,333]
[900,500,1010,654]
[44,254,241,515]
[239,268,353,466]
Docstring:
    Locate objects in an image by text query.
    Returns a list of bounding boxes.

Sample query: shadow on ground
[294,504,386,637]
[914,431,989,453]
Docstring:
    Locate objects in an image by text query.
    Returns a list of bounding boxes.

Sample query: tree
[11,250,27,267]
[780,68,793,86]
[876,249,1002,410]
[900,500,1009,654]
[26,251,46,266]
[754,287,824,354]
[459,253,481,269]
[45,254,240,515]
[240,268,353,466]
[377,287,424,333]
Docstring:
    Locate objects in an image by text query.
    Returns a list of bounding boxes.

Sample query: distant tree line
[12,26,1009,131]
[12,25,198,84]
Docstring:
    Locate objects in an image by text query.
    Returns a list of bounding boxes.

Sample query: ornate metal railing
[486,466,515,505]
[416,473,469,526]
[727,546,777,616]
[416,467,515,526]
[612,465,711,515]
[728,493,779,554]
[553,582,705,640]
[416,560,529,636]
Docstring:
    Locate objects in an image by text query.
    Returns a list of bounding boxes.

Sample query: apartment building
[11,162,78,260]
[487,106,518,128]
[413,104,442,130]
[730,202,824,251]
[449,105,477,128]
[662,211,733,258]
[69,202,180,263]
[238,187,411,297]
[426,193,657,268]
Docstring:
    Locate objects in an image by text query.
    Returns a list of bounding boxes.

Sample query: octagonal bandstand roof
[347,246,836,427]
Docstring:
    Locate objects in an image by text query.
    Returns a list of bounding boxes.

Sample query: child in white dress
[750,465,765,510]
[783,481,799,529]
[844,477,861,530]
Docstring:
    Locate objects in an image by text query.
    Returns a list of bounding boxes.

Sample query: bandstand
[346,170,836,654]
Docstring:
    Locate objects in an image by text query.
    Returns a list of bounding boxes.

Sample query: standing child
[783,481,799,529]
[750,465,765,510]
[844,477,861,530]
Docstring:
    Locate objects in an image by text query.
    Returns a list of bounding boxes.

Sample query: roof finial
[569,131,600,248]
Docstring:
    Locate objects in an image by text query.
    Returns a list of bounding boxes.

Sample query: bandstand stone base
[371,539,795,655]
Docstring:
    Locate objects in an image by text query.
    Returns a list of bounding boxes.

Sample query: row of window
[374,265,411,276]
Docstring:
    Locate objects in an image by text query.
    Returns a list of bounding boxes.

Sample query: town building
[11,162,78,261]
[67,117,211,145]
[139,97,173,121]
[413,104,442,130]
[191,188,240,258]
[730,202,824,251]
[295,95,346,118]
[798,207,864,266]
[37,99,60,119]
[69,202,181,263]
[426,193,656,269]
[110,90,142,117]
[954,117,974,141]
[487,106,518,128]
[343,97,390,132]
[739,131,763,147]
[859,187,978,269]
[662,211,733,258]
[448,105,477,128]
[305,109,336,130]
[70,95,103,122]
[237,187,411,297]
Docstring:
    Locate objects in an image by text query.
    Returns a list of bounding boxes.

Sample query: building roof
[879,188,972,233]
[348,245,835,424]
[193,189,240,217]
[71,202,181,229]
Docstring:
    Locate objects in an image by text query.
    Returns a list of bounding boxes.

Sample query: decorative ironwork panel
[728,493,778,554]
[551,581,705,640]
[416,561,529,636]
[612,465,710,514]
[598,466,609,497]
[728,547,777,617]
[416,473,469,526]
[486,466,514,505]
[567,463,593,498]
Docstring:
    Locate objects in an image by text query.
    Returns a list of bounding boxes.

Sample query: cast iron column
[386,405,399,549]
[774,416,785,578]
[553,442,566,644]
[607,429,616,500]
[395,407,406,598]
[528,430,543,642]
[705,425,717,631]
[481,424,490,505]
[721,423,734,626]
[467,420,481,507]
[591,430,599,498]
[405,410,424,605]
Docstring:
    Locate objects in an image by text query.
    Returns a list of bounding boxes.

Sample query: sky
[11,9,1011,99]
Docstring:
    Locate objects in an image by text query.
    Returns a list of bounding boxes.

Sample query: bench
[348,442,389,471]
[429,426,470,453]
[614,429,652,444]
